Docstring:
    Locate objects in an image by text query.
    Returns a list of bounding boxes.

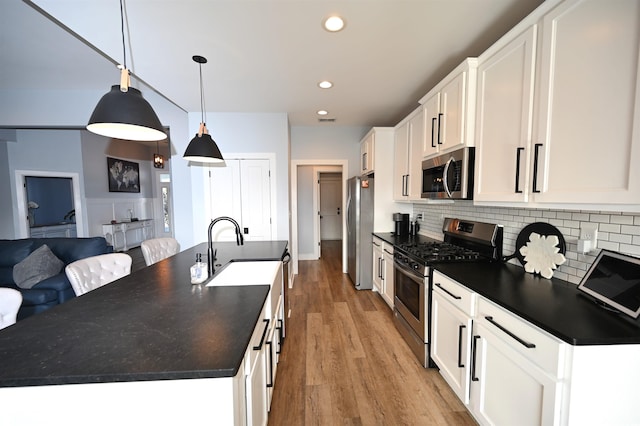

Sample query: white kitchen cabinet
[431,272,476,404]
[206,158,273,242]
[381,245,394,308]
[372,236,394,308]
[372,237,383,294]
[474,25,537,203]
[420,58,478,158]
[360,127,402,233]
[246,305,270,426]
[474,0,640,206]
[469,297,565,426]
[470,321,561,426]
[360,132,374,174]
[393,107,423,201]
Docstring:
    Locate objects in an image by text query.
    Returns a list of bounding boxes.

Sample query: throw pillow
[13,244,64,289]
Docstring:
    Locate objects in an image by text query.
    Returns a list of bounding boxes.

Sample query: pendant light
[87,0,166,142]
[153,140,165,169]
[183,55,224,163]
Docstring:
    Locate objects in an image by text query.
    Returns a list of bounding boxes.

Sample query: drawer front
[476,297,565,378]
[432,271,476,317]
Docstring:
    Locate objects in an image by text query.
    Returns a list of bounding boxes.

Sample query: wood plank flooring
[268,240,477,426]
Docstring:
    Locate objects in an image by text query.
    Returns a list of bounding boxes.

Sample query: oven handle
[394,258,424,280]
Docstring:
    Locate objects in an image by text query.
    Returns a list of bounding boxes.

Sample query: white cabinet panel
[533,0,640,204]
[474,25,537,203]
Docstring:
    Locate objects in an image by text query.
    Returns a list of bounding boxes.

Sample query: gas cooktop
[395,218,503,266]
[396,241,482,263]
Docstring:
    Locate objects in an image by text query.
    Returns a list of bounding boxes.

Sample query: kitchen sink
[206,260,281,287]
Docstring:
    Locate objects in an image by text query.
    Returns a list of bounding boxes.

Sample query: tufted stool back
[0,288,22,329]
[140,237,180,266]
[65,253,132,296]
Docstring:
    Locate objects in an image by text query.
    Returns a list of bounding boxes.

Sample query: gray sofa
[0,237,111,320]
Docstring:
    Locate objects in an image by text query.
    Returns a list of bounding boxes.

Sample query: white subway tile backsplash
[621,225,640,235]
[413,202,640,286]
[599,223,621,233]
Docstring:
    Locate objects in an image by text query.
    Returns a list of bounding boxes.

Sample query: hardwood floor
[268,240,476,426]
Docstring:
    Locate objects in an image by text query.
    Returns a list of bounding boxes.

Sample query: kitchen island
[0,241,287,424]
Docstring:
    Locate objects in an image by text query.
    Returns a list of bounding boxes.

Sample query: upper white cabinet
[475,0,640,206]
[474,26,537,203]
[393,107,423,201]
[360,127,400,232]
[360,131,375,174]
[420,58,478,158]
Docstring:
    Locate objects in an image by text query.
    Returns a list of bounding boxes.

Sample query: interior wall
[186,112,290,244]
[413,201,640,285]
[6,129,86,237]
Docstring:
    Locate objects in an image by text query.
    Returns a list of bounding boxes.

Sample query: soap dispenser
[190,253,208,284]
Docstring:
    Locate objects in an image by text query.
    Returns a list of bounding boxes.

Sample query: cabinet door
[360,133,374,174]
[533,0,640,204]
[469,323,560,426]
[474,26,537,202]
[372,239,383,293]
[407,110,425,200]
[393,122,409,200]
[422,92,441,158]
[439,72,468,153]
[431,291,472,404]
[382,247,394,308]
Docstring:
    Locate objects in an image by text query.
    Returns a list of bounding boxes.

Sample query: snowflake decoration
[519,232,567,279]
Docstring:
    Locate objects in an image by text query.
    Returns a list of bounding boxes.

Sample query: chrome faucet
[207,216,244,274]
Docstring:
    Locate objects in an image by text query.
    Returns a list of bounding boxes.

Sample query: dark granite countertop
[0,241,288,387]
[434,262,640,346]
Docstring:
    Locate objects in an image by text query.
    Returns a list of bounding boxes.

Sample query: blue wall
[25,176,74,226]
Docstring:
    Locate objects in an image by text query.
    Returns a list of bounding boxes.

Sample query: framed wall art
[107,157,140,193]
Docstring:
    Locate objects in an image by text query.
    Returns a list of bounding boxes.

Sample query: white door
[207,158,272,242]
[319,174,342,241]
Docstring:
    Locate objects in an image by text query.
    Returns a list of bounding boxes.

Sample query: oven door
[393,259,426,341]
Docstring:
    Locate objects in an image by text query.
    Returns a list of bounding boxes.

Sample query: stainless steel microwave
[421,147,474,199]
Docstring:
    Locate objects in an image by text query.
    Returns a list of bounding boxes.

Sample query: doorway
[15,170,85,238]
[290,160,348,277]
[317,171,343,258]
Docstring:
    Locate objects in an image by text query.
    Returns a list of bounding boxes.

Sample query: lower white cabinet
[372,236,394,308]
[469,321,561,426]
[431,284,474,403]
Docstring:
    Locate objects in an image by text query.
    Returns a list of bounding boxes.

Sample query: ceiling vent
[318,118,336,123]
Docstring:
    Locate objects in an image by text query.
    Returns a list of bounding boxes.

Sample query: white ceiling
[3,0,544,128]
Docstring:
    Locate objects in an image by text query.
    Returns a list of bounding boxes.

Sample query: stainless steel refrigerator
[347,175,374,290]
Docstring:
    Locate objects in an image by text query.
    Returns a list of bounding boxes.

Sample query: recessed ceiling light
[318,81,333,89]
[317,110,329,116]
[323,15,345,32]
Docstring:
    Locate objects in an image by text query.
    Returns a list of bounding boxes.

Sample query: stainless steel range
[393,218,503,367]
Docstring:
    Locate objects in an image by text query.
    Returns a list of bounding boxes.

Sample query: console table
[102,219,153,251]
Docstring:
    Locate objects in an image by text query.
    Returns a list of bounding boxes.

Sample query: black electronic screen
[577,249,640,319]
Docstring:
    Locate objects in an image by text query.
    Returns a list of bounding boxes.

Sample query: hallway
[268,240,476,425]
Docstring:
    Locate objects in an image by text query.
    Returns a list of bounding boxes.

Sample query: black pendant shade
[183,55,225,163]
[183,130,224,163]
[87,85,167,141]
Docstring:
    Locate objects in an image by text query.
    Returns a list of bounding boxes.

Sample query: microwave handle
[442,157,454,198]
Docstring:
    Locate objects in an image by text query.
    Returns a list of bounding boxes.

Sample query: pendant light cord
[120,0,127,70]
[199,62,206,124]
